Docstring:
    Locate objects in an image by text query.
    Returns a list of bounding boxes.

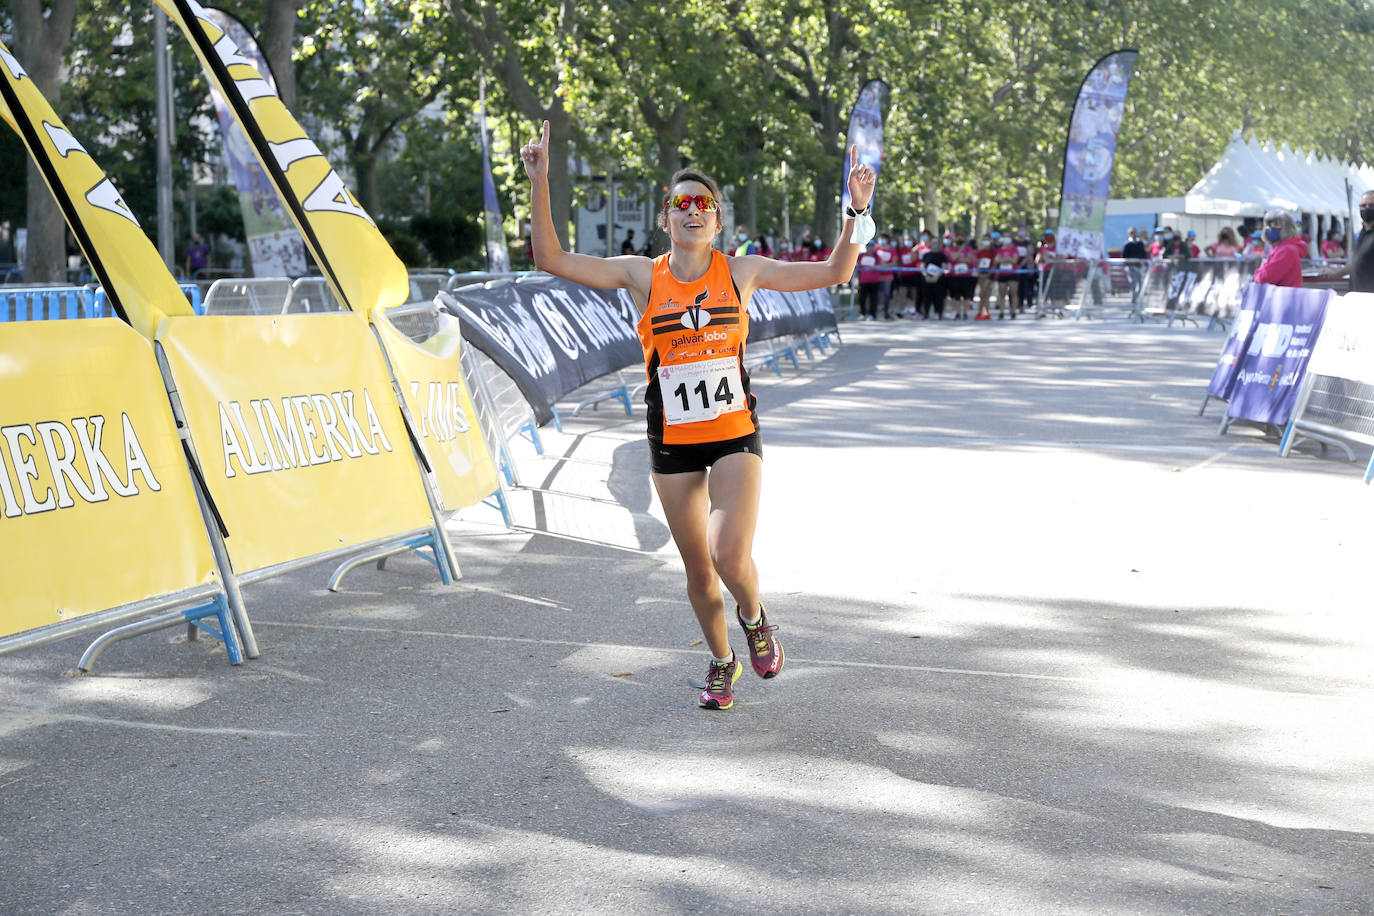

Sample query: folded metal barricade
[408,270,455,305]
[283,276,345,314]
[1277,372,1368,466]
[202,277,293,316]
[1038,259,1150,320]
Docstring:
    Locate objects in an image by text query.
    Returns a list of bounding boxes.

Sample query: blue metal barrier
[0,286,96,321]
[93,284,205,317]
[2,283,204,322]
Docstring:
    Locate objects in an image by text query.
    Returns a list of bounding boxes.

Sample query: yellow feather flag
[0,40,194,340]
[155,0,410,319]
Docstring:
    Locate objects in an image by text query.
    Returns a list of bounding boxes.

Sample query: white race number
[659,356,745,425]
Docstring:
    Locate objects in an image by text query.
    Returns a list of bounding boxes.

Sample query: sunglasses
[664,193,718,213]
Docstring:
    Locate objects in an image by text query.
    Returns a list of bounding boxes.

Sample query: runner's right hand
[521,120,550,182]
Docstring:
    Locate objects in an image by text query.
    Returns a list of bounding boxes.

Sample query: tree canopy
[4,0,1373,269]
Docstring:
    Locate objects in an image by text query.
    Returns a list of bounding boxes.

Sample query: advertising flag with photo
[840,79,889,213]
[155,0,408,318]
[202,8,308,278]
[1057,50,1139,260]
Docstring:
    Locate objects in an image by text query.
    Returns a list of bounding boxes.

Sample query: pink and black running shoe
[698,653,743,710]
[737,604,785,679]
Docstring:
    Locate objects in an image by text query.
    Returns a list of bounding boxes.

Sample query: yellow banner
[373,312,500,512]
[0,321,218,639]
[157,313,432,575]
[154,0,409,320]
[0,40,194,340]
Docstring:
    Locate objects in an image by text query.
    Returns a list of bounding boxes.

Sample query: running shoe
[698,653,743,710]
[737,604,785,679]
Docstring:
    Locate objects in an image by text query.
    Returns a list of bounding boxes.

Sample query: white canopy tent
[1105,131,1374,255]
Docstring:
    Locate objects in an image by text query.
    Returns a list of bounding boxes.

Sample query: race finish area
[3,314,1370,914]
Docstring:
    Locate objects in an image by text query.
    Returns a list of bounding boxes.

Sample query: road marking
[250,621,1359,701]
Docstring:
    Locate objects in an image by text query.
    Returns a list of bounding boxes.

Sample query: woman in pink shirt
[1207,227,1240,259]
[1320,230,1345,261]
[1253,209,1306,288]
[994,236,1021,318]
[946,234,976,319]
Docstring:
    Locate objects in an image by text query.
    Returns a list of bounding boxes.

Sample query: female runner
[521,121,875,709]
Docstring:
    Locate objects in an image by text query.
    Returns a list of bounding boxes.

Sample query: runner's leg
[652,470,731,658]
[705,451,763,618]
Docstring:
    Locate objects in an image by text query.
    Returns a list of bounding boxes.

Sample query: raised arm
[521,120,651,299]
[733,145,876,296]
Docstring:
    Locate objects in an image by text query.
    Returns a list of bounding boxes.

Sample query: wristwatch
[844,204,871,219]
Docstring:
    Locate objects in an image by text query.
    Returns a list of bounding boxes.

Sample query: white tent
[1106,131,1373,253]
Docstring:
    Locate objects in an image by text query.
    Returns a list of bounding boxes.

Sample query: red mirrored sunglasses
[663,193,718,213]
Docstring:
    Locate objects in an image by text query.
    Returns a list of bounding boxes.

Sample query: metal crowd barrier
[444,269,538,291]
[202,277,294,315]
[1278,373,1373,467]
[460,344,545,491]
[2,283,204,320]
[1035,258,1149,320]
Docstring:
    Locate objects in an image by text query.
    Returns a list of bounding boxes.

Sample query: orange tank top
[637,251,758,445]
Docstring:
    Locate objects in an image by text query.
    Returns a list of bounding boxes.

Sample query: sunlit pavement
[3,314,1372,914]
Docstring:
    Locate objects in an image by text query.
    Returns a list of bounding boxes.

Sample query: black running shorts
[649,433,763,475]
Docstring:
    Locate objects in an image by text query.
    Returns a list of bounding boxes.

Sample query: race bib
[977,257,991,269]
[659,356,746,426]
[952,262,970,274]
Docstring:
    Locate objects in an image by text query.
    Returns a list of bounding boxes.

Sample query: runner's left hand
[847,145,875,210]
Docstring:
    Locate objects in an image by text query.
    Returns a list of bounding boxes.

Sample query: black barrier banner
[1166,259,1255,318]
[440,277,839,426]
[438,279,641,426]
[748,287,838,340]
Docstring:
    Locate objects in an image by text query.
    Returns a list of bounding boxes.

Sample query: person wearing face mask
[1148,228,1165,260]
[974,234,997,319]
[731,226,756,256]
[1252,209,1306,288]
[1331,190,1374,291]
[894,235,919,317]
[946,233,976,319]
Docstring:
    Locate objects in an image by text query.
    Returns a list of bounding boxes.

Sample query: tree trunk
[351,150,379,216]
[12,0,77,283]
[544,108,573,250]
[259,0,303,113]
[810,100,843,246]
[449,2,575,249]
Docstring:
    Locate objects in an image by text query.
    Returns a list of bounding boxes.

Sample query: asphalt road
[3,313,1372,915]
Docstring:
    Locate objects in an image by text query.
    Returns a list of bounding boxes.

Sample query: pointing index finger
[541,120,550,148]
[849,144,857,168]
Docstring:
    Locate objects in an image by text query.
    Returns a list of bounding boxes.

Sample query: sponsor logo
[218,388,394,478]
[0,415,161,518]
[406,380,473,442]
[684,288,710,329]
[681,308,714,331]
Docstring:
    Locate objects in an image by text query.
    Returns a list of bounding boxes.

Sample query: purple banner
[840,79,889,213]
[1225,286,1334,425]
[1057,50,1138,260]
[1206,282,1265,401]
